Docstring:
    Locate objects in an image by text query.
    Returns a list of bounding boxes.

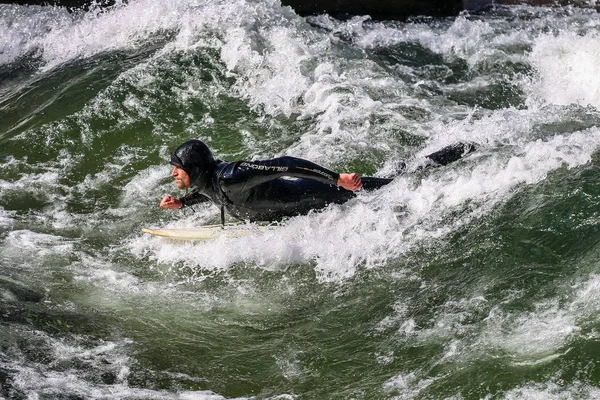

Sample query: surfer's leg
[360,143,476,190]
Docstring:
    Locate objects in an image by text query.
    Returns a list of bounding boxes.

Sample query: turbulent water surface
[3,1,600,398]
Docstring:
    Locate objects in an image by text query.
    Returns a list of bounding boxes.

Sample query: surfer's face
[172,166,191,189]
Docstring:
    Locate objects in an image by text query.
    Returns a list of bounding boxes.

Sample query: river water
[2,1,600,398]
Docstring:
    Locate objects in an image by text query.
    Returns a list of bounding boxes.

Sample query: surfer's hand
[338,173,363,191]
[160,195,183,209]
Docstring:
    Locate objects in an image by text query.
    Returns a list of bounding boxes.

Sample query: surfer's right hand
[338,173,363,191]
[160,195,183,209]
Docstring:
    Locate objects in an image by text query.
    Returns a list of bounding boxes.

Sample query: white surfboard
[141,223,278,240]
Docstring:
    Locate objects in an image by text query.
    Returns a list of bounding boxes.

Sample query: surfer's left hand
[338,173,363,191]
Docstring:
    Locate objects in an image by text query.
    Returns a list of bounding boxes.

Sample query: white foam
[274,350,305,380]
[73,260,143,294]
[13,367,230,400]
[0,169,61,191]
[0,208,12,229]
[158,1,410,163]
[2,1,575,171]
[528,31,600,108]
[359,15,496,64]
[393,272,600,369]
[0,4,73,66]
[1,328,131,399]
[483,303,578,360]
[0,152,72,212]
[4,230,75,261]
[122,163,171,204]
[504,381,600,399]
[382,372,437,398]
[26,1,186,71]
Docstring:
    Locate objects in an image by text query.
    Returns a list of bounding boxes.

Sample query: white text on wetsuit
[240,162,289,172]
[298,167,334,181]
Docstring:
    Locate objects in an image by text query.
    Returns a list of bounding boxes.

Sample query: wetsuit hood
[170,139,216,190]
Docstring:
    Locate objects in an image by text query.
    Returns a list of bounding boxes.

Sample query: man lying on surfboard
[160,140,475,222]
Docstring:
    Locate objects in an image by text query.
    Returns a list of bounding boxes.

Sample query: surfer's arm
[227,157,362,190]
[178,190,210,208]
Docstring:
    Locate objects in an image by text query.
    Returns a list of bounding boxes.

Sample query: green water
[3,2,600,399]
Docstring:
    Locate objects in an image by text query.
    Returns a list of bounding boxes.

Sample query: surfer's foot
[425,142,476,167]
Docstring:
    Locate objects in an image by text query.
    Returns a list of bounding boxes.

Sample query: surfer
[160,140,475,222]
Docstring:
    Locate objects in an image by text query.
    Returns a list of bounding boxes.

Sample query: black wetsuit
[171,141,475,222]
[178,156,392,221]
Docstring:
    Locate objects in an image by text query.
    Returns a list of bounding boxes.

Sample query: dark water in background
[3,1,600,398]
